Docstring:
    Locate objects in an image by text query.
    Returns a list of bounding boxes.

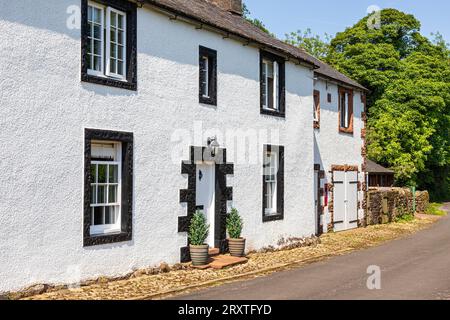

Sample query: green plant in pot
[226,208,246,257]
[188,211,210,266]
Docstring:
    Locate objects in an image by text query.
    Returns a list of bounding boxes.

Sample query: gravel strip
[22,215,439,300]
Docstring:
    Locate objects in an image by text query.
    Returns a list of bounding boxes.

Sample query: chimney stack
[206,0,243,16]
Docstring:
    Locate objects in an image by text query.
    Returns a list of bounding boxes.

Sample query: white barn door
[333,171,359,232]
[333,171,346,231]
[346,171,359,229]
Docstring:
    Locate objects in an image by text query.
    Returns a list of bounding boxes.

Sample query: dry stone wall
[366,187,429,225]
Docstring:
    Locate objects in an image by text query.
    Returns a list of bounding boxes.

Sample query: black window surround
[179,146,234,262]
[262,145,285,222]
[84,128,133,247]
[81,0,137,91]
[260,50,286,118]
[199,46,218,106]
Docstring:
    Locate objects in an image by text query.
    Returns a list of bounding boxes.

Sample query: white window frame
[87,1,127,81]
[264,151,278,215]
[340,91,350,128]
[106,6,127,80]
[314,93,320,122]
[87,1,105,77]
[263,60,270,109]
[344,92,349,127]
[274,60,279,111]
[262,59,279,111]
[314,107,320,122]
[201,55,209,98]
[90,142,122,236]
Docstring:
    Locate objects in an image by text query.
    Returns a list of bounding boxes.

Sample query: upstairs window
[339,87,354,134]
[200,56,209,97]
[82,0,137,90]
[260,51,285,117]
[262,145,285,222]
[262,59,279,110]
[199,46,217,105]
[87,3,104,76]
[313,90,320,129]
[87,4,126,79]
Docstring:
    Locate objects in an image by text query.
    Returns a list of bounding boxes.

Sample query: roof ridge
[143,0,367,90]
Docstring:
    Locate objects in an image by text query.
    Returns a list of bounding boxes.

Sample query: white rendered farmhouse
[0,0,367,293]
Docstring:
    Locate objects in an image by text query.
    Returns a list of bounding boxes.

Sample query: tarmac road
[175,203,450,300]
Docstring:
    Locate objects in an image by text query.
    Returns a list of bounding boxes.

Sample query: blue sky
[244,0,450,43]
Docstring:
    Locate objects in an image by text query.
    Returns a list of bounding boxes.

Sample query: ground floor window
[84,128,133,246]
[262,145,284,222]
[264,151,278,215]
[90,142,121,235]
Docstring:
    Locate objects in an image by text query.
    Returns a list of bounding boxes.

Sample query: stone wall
[366,188,429,225]
[416,191,430,214]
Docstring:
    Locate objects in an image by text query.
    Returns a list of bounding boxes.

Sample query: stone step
[210,255,248,270]
[208,248,220,256]
[192,255,248,270]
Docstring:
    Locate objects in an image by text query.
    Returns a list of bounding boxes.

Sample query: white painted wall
[313,79,366,231]
[0,0,315,292]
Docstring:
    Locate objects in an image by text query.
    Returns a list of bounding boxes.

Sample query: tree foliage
[284,29,331,60]
[188,211,209,246]
[431,32,450,53]
[326,9,449,200]
[226,208,244,239]
[241,5,449,199]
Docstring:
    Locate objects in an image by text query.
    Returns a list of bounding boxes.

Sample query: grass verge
[426,203,447,216]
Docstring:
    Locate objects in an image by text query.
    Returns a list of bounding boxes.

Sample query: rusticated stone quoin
[331,164,359,172]
[361,145,367,157]
[179,146,234,262]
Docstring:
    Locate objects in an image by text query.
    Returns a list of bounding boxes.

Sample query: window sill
[199,95,217,106]
[82,73,137,91]
[263,213,284,223]
[84,231,132,247]
[339,127,354,135]
[90,227,121,236]
[260,108,285,118]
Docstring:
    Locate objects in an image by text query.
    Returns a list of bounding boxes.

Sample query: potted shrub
[188,211,210,266]
[226,208,246,257]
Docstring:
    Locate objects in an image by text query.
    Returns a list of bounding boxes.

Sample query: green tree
[327,9,450,200]
[366,43,449,199]
[284,29,331,60]
[327,9,427,106]
[431,32,450,52]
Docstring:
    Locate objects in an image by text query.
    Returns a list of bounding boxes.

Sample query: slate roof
[143,0,368,91]
[366,160,395,174]
[311,58,368,91]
